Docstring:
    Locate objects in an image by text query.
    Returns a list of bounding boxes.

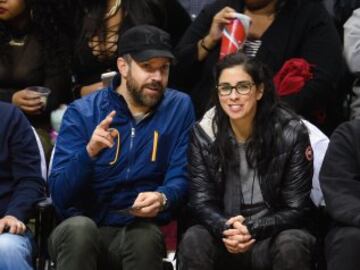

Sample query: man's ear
[117,57,129,78]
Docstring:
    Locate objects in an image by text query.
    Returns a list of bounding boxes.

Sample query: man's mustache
[142,81,163,91]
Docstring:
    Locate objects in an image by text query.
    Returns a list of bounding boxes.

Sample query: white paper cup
[27,86,51,107]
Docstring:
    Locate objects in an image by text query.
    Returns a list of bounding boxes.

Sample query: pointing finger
[98,110,116,130]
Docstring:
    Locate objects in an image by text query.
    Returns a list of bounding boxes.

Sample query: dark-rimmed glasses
[217,81,255,96]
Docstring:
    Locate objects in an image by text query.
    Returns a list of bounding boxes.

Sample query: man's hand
[222,215,255,254]
[0,215,26,234]
[130,192,164,218]
[86,111,117,158]
[12,89,43,115]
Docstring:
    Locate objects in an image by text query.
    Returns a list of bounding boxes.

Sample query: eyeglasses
[217,81,255,96]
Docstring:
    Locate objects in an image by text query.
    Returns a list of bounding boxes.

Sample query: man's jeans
[325,226,360,270]
[0,231,34,270]
[48,216,166,270]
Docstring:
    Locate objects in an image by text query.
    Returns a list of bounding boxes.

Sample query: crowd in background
[2,0,360,269]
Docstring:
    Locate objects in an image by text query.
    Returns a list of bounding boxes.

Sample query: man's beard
[126,72,165,108]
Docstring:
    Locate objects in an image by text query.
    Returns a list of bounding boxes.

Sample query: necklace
[105,0,122,19]
[8,35,27,47]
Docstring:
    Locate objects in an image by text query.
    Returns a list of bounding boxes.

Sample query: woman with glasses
[178,52,315,270]
[173,0,344,134]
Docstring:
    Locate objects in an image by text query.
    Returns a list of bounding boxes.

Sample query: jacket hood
[198,107,217,142]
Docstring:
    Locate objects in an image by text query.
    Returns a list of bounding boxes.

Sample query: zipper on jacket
[126,127,136,180]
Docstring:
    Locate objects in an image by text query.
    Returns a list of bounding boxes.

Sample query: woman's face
[218,65,263,124]
[0,0,26,22]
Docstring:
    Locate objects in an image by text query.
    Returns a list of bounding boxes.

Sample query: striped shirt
[243,39,262,58]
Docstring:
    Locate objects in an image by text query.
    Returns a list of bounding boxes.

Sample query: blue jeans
[0,231,34,270]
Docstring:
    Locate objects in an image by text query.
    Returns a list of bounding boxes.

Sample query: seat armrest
[36,197,53,211]
[34,197,56,270]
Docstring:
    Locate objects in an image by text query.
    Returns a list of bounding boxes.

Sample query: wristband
[200,38,211,52]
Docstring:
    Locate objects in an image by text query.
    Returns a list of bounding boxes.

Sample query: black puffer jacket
[187,108,314,240]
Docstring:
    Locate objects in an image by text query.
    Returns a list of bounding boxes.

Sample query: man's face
[125,57,170,109]
[244,0,276,11]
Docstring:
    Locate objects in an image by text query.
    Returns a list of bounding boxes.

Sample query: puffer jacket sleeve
[244,121,313,240]
[187,124,228,239]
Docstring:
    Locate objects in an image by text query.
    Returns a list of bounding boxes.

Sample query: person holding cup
[0,101,46,270]
[0,0,72,142]
[173,0,344,134]
[25,86,52,108]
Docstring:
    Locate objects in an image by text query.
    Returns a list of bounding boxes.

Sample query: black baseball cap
[118,25,175,62]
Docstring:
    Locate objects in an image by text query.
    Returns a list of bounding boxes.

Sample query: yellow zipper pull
[151,130,159,162]
[109,128,120,165]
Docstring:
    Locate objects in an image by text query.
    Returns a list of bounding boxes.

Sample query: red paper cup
[219,13,251,59]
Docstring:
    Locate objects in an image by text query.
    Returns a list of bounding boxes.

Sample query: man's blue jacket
[49,77,195,226]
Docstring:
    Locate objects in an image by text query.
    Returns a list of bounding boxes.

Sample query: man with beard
[48,25,195,270]
[173,0,344,134]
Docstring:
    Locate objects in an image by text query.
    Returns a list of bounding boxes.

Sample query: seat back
[32,127,47,181]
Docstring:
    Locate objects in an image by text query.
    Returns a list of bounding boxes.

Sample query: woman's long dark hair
[212,52,298,176]
[75,0,167,53]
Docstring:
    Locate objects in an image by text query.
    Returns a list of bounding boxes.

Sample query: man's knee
[54,216,97,238]
[326,226,360,249]
[325,226,360,270]
[49,216,99,254]
[125,221,165,254]
[0,233,33,270]
[325,226,360,258]
[0,233,32,256]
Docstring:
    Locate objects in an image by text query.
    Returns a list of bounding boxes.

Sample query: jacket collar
[199,107,216,141]
[199,107,244,146]
[99,74,131,118]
